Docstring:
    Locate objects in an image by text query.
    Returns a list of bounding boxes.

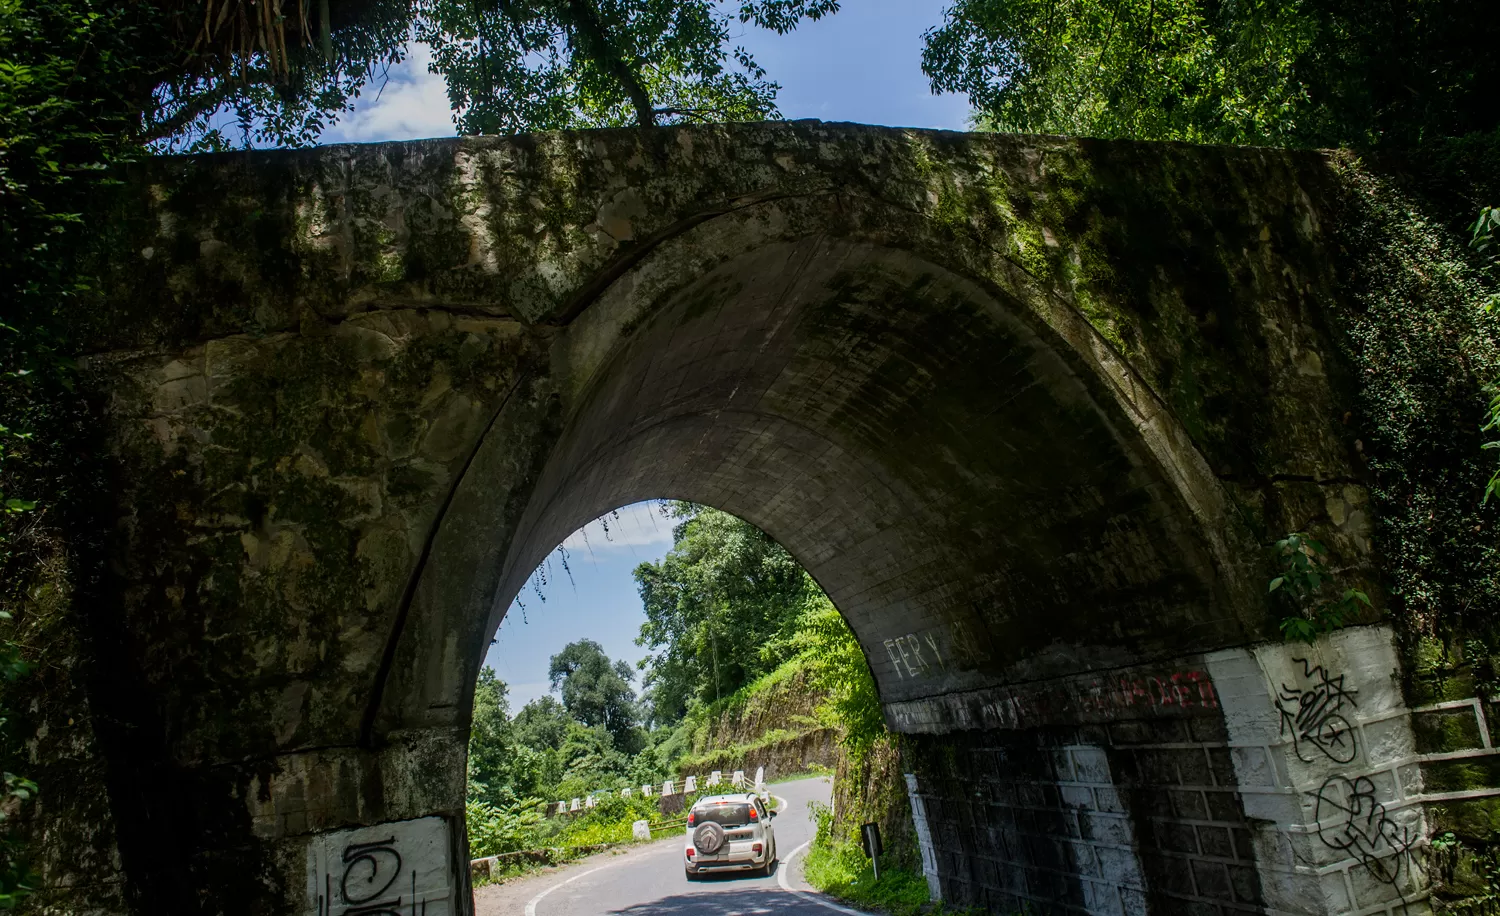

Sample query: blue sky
[322,0,970,144]
[485,502,677,709]
[353,2,973,710]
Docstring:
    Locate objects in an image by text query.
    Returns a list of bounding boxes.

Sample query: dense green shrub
[802,802,932,916]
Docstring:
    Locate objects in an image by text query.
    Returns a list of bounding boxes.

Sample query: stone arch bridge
[56,121,1436,915]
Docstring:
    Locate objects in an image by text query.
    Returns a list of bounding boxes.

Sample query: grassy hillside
[671,654,839,779]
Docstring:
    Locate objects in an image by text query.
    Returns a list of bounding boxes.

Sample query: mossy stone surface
[35,121,1499,914]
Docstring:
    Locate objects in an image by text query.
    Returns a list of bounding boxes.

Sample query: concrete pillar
[232,732,469,916]
[1209,626,1427,916]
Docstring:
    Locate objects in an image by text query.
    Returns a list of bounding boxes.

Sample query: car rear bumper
[686,861,763,874]
[685,850,770,873]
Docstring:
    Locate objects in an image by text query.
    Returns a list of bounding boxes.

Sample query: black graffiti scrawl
[1315,775,1418,893]
[316,835,428,916]
[1276,658,1359,763]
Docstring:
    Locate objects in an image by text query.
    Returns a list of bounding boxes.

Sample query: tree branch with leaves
[1269,533,1372,643]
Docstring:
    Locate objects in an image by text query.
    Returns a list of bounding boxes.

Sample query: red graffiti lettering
[1171,672,1194,707]
[1188,671,1218,708]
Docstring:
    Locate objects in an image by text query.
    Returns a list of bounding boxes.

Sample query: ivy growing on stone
[0,328,40,906]
[1323,143,1500,700]
[1472,207,1500,505]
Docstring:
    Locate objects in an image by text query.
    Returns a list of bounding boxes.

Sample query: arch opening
[465,497,869,899]
[485,236,1243,712]
[440,234,1269,915]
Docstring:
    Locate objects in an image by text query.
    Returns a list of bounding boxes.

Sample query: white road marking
[524,864,611,916]
[776,841,808,893]
[523,782,852,916]
[776,841,869,915]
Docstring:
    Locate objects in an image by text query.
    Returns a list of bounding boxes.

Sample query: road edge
[523,864,612,916]
[777,841,872,916]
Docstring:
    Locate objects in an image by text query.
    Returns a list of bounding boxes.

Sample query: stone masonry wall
[30,123,1458,914]
[902,625,1428,916]
[905,684,1261,916]
[1210,626,1426,916]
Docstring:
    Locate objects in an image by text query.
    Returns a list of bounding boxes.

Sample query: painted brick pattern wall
[900,626,1431,916]
[906,719,1265,916]
[1108,724,1264,916]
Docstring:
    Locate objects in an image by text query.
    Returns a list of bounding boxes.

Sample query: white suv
[683,793,777,879]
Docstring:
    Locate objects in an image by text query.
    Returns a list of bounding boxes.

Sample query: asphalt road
[474,775,864,916]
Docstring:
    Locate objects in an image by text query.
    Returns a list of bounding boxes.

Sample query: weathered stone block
[1195,825,1234,859]
[1229,746,1279,788]
[1190,860,1234,901]
[1157,822,1200,855]
[1071,746,1111,784]
[1094,786,1126,814]
[1063,784,1096,808]
[1084,880,1126,916]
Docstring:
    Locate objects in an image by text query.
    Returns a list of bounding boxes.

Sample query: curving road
[473,775,867,916]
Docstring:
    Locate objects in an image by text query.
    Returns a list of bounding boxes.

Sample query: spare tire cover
[693,821,725,854]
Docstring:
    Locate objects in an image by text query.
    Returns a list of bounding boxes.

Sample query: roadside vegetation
[465,502,934,901]
[467,503,833,812]
[802,809,930,916]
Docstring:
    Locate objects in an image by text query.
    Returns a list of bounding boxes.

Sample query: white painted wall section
[304,815,455,916]
[1208,625,1428,916]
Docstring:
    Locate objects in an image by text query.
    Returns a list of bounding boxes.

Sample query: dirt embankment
[675,664,838,782]
[670,661,915,865]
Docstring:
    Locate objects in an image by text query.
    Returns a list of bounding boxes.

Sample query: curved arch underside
[72,124,1402,916]
[494,236,1242,712]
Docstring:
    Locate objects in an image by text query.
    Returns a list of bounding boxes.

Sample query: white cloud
[559,501,676,555]
[325,44,458,144]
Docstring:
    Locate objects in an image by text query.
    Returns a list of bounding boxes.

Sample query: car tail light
[753,843,763,855]
[748,807,758,821]
[687,812,696,827]
[686,849,694,858]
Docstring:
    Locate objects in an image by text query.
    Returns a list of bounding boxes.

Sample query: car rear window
[692,803,751,827]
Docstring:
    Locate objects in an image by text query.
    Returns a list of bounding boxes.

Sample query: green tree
[419,0,838,134]
[794,594,886,758]
[148,0,840,148]
[514,695,572,752]
[510,696,572,791]
[633,503,812,723]
[548,640,643,753]
[921,0,1500,147]
[557,720,630,790]
[469,667,514,781]
[467,667,552,806]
